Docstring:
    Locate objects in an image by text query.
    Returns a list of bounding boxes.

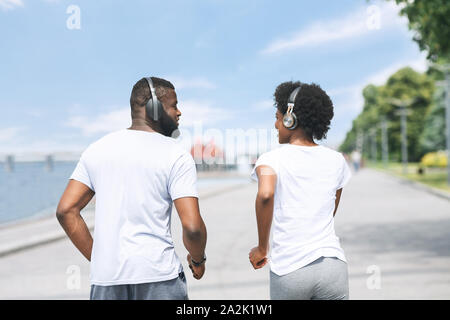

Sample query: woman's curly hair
[274,81,334,141]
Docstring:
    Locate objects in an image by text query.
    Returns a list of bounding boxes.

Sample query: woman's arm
[249,165,277,270]
[333,188,343,217]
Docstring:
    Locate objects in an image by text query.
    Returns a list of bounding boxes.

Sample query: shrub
[421,150,448,168]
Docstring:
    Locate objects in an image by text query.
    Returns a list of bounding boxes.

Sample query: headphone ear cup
[145,99,154,121]
[289,112,298,130]
[146,97,164,121]
[283,112,298,130]
[155,100,164,121]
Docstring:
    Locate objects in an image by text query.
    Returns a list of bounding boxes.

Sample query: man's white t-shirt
[251,144,352,276]
[70,129,198,286]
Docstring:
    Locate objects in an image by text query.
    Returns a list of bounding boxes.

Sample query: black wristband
[191,254,206,267]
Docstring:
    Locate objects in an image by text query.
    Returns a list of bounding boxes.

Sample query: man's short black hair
[130,77,175,114]
[274,81,334,141]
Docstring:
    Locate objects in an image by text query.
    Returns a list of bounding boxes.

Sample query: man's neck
[128,119,161,134]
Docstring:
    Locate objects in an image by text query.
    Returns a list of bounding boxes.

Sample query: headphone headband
[144,77,162,121]
[283,85,301,130]
[145,77,157,99]
[287,86,301,108]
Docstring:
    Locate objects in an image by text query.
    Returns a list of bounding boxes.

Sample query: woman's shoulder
[279,144,346,164]
[315,146,348,167]
[254,148,283,171]
[317,145,343,154]
[258,147,283,161]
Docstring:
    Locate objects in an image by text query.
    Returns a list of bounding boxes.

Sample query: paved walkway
[337,169,450,299]
[0,169,449,299]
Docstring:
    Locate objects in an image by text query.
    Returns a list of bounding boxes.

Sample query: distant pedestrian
[56,77,207,300]
[249,81,351,300]
[351,150,362,172]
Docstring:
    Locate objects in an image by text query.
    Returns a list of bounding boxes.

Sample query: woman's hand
[249,246,268,269]
[250,165,275,270]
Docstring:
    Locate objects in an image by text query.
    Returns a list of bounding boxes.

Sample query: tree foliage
[419,87,446,153]
[391,0,450,61]
[339,67,435,162]
[341,1,449,161]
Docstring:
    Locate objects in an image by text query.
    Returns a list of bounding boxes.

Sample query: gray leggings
[270,256,349,300]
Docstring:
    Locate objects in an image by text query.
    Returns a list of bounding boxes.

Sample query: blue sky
[0,0,428,155]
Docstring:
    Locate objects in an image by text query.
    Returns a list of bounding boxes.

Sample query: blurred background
[0,0,449,299]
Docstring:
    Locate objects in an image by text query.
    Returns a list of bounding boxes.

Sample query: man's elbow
[184,226,206,242]
[55,205,76,223]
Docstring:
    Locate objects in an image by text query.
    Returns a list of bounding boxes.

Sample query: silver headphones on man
[144,77,163,121]
[282,86,301,130]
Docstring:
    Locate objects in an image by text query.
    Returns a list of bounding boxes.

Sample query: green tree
[339,85,381,157]
[339,67,435,162]
[419,86,446,153]
[342,1,448,160]
[390,0,450,61]
[381,67,434,161]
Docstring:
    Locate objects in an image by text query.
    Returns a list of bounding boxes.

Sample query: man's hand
[249,246,268,269]
[187,254,205,280]
[175,197,207,280]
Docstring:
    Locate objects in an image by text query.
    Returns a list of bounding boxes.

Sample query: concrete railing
[0,153,81,172]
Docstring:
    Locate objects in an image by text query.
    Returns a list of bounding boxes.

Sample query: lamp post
[381,116,389,168]
[388,98,415,175]
[443,72,450,185]
[356,129,364,154]
[433,63,450,186]
[369,128,377,162]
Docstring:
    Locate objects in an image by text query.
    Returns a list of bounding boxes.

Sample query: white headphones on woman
[283,86,301,130]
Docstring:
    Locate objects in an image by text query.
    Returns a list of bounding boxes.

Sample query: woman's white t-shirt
[70,129,198,286]
[251,144,352,276]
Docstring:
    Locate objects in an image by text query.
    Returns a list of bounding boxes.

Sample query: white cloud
[26,109,44,118]
[261,2,407,55]
[65,100,232,136]
[251,99,274,111]
[66,108,131,136]
[178,100,232,127]
[167,76,216,90]
[329,54,428,113]
[0,0,23,10]
[324,54,429,148]
[365,55,428,86]
[0,127,24,142]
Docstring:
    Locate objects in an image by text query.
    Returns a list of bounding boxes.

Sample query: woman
[249,81,351,300]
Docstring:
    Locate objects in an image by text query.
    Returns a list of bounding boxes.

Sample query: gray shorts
[90,272,188,300]
[270,256,349,300]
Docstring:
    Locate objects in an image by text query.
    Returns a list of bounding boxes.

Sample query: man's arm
[174,197,207,280]
[56,179,95,261]
[249,165,276,270]
[333,188,343,217]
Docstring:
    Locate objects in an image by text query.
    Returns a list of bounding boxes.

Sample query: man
[56,77,207,300]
